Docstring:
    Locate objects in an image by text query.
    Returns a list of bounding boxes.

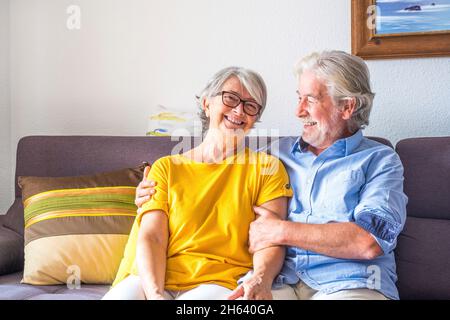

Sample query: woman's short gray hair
[197,66,267,133]
[294,50,375,132]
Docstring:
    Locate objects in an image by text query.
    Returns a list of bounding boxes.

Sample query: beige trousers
[272,281,389,300]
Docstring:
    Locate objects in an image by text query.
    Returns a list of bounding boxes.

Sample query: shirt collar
[342,129,363,156]
[290,130,363,157]
[290,137,307,155]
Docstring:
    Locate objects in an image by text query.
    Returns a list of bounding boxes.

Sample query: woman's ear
[340,97,356,120]
[202,97,210,118]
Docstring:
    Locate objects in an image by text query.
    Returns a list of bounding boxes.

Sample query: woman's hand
[227,273,273,300]
[135,165,158,209]
[146,292,168,300]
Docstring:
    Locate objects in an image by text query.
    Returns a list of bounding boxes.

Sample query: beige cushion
[19,166,144,285]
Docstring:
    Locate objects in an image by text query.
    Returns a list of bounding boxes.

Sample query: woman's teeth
[303,121,317,126]
[225,116,244,125]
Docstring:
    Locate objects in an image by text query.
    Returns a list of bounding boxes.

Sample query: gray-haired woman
[103,67,292,300]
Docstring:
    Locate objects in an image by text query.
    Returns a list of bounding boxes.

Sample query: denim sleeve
[353,148,408,255]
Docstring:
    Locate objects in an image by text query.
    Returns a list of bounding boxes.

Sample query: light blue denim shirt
[263,130,408,300]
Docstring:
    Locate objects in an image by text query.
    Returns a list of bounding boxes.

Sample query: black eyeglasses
[215,91,262,116]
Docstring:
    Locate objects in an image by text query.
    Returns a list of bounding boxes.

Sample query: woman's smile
[224,114,246,129]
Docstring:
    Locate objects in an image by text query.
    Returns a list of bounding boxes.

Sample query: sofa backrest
[395,137,450,299]
[11,135,287,196]
[396,137,450,220]
[5,135,391,233]
[4,135,279,233]
[11,135,392,197]
[13,136,182,198]
[4,136,174,233]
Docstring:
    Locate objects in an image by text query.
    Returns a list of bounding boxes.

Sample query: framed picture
[352,0,450,59]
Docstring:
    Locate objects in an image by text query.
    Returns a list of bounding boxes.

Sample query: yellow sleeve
[136,157,170,226]
[255,153,293,206]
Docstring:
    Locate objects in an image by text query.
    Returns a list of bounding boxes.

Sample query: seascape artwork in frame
[352,0,450,59]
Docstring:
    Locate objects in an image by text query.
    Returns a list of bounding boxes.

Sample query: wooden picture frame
[351,0,450,59]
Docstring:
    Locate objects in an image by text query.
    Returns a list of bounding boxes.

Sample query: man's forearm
[277,221,382,260]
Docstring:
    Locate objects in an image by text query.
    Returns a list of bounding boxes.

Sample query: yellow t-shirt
[113,148,293,291]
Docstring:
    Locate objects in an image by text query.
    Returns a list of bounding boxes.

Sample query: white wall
[0,0,11,214]
[2,0,450,211]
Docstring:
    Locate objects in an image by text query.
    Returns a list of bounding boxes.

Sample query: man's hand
[249,206,284,254]
[135,165,157,209]
[227,273,273,300]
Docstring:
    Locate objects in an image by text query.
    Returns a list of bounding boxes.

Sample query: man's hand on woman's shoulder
[135,165,157,208]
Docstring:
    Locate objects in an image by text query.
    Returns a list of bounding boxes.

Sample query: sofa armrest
[0,214,5,227]
[0,226,24,276]
[3,199,24,236]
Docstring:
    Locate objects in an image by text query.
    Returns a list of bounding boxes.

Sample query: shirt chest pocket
[321,169,365,215]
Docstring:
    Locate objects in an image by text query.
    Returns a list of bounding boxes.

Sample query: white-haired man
[135,51,408,300]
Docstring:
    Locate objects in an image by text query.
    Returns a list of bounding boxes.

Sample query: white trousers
[102,275,233,300]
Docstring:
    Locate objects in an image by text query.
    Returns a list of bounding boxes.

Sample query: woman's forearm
[136,237,167,299]
[252,246,285,286]
[136,211,169,299]
[251,197,288,286]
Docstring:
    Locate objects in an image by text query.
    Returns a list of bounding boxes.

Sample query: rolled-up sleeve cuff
[355,210,402,254]
[256,189,293,207]
[136,200,169,226]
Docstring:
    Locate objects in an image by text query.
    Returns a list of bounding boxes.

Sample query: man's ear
[202,97,210,118]
[340,97,356,120]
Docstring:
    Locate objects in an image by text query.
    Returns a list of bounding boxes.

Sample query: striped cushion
[19,166,144,285]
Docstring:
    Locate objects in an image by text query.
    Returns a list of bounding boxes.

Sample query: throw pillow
[19,165,145,285]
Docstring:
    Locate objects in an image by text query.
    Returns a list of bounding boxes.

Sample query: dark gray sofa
[0,135,449,300]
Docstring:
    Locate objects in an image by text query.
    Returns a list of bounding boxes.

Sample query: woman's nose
[233,102,245,115]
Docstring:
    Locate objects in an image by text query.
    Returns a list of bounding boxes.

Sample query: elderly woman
[103,67,292,300]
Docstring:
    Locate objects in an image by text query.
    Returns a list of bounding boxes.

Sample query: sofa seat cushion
[395,216,450,300]
[0,272,109,300]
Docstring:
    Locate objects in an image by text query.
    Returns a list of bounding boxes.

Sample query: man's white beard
[302,112,345,149]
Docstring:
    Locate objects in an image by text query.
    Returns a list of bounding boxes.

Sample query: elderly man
[135,51,407,300]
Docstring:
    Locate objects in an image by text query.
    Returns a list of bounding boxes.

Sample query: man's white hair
[295,50,375,132]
